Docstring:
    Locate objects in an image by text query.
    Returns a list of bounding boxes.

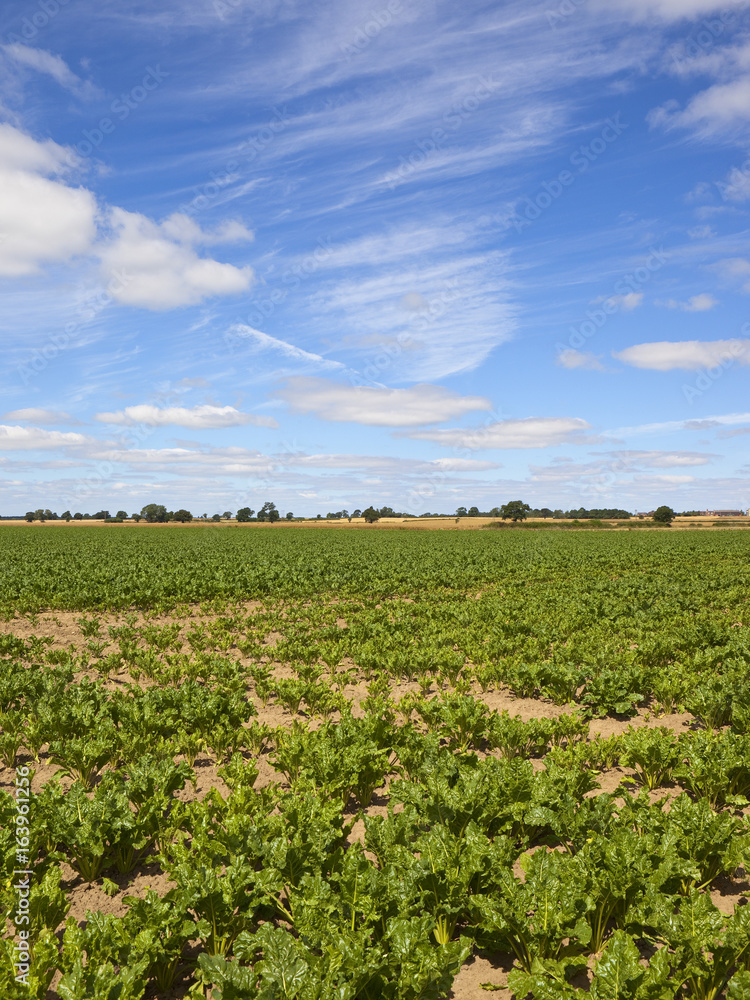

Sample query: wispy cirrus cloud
[228,325,348,372]
[2,44,102,99]
[606,411,750,436]
[596,0,747,20]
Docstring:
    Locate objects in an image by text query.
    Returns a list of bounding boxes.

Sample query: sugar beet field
[2,526,750,1000]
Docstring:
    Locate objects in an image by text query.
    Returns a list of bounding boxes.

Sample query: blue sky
[1,0,750,516]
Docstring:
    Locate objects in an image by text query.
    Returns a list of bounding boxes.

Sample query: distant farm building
[705,510,746,517]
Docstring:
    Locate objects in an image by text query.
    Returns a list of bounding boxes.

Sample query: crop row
[1,526,749,611]
[2,646,750,997]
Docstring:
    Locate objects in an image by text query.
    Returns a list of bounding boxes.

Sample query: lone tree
[236,507,255,522]
[141,504,168,523]
[171,509,193,522]
[257,501,280,522]
[362,506,380,523]
[653,506,675,526]
[500,500,531,522]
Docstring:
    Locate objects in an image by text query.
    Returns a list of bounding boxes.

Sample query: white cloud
[598,0,746,20]
[614,339,750,370]
[95,404,277,429]
[607,292,644,312]
[159,213,254,246]
[606,450,717,468]
[0,123,98,277]
[649,78,750,135]
[92,445,274,470]
[3,44,100,99]
[0,126,253,301]
[2,408,74,423]
[0,425,87,450]
[607,411,750,436]
[633,473,697,484]
[229,325,347,371]
[718,162,750,202]
[715,257,750,292]
[274,377,492,427]
[556,349,605,371]
[305,246,516,381]
[659,294,718,312]
[285,453,499,473]
[407,416,593,450]
[100,208,254,309]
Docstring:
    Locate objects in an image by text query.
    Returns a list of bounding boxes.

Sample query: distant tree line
[18,501,700,524]
[23,501,287,523]
[451,504,633,520]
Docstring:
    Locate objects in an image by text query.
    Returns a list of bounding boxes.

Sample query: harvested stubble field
[1,526,750,999]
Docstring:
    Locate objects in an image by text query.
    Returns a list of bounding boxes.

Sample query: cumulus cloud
[3,44,101,99]
[556,349,605,371]
[274,378,492,427]
[0,123,97,277]
[0,425,87,450]
[407,416,593,450]
[0,125,253,306]
[649,78,750,135]
[607,292,644,312]
[2,408,74,423]
[614,339,750,370]
[715,257,750,293]
[100,209,254,309]
[717,162,750,202]
[159,214,253,246]
[659,294,718,312]
[95,404,277,429]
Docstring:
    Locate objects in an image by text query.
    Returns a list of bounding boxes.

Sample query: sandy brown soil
[1,598,746,1000]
